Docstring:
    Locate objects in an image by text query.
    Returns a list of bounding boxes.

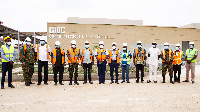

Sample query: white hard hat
[152,42,156,44]
[137,41,142,44]
[176,43,181,47]
[85,41,89,44]
[112,42,117,45]
[71,40,76,44]
[123,43,127,46]
[164,42,169,46]
[189,42,194,45]
[55,41,61,45]
[99,41,104,45]
[25,37,31,42]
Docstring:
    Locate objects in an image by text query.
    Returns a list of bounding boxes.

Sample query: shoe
[89,81,93,84]
[8,84,15,88]
[121,81,125,83]
[147,80,151,83]
[59,82,64,85]
[54,83,57,86]
[161,81,165,83]
[99,82,101,84]
[69,82,72,85]
[192,81,195,84]
[75,82,79,85]
[44,82,48,85]
[25,82,30,86]
[83,81,87,84]
[1,86,4,89]
[136,81,139,83]
[154,81,157,83]
[178,81,180,83]
[183,80,189,82]
[29,82,35,84]
[110,81,114,84]
[37,82,41,85]
[127,81,130,83]
[116,82,119,84]
[102,82,105,84]
[141,81,144,83]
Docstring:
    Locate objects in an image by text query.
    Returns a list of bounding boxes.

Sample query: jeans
[121,64,130,82]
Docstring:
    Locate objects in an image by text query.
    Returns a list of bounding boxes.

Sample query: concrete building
[180,23,200,29]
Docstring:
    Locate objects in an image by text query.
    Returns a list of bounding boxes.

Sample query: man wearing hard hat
[20,37,37,86]
[161,42,174,84]
[173,43,184,83]
[35,38,51,85]
[183,42,198,84]
[1,36,15,89]
[109,42,120,84]
[95,41,109,84]
[51,41,66,85]
[67,40,80,85]
[147,42,160,83]
[80,41,94,84]
[133,41,147,83]
[121,43,132,83]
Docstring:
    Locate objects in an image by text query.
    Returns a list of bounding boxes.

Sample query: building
[180,23,200,29]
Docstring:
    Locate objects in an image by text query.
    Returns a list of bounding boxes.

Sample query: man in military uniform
[161,42,174,84]
[19,37,37,86]
[67,40,80,85]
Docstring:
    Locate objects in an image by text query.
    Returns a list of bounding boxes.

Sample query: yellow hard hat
[4,36,11,42]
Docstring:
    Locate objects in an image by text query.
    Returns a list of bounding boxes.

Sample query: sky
[0,0,200,32]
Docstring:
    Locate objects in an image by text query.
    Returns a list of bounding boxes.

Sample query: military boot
[69,78,72,85]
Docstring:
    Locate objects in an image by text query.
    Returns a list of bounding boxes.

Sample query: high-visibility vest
[23,44,34,59]
[36,44,50,59]
[134,48,145,63]
[173,51,183,65]
[1,45,14,62]
[68,48,80,63]
[97,48,107,61]
[162,49,172,62]
[186,48,197,63]
[81,48,93,63]
[109,49,119,63]
[121,50,130,64]
[52,48,65,65]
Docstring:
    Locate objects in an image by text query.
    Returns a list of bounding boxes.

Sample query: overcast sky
[1,0,200,32]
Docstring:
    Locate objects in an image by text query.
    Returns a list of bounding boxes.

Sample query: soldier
[161,42,174,84]
[109,42,120,84]
[1,36,15,89]
[35,38,51,85]
[20,37,37,86]
[81,41,94,84]
[95,41,109,84]
[51,41,66,85]
[133,41,147,83]
[183,42,198,84]
[173,43,184,83]
[67,40,80,85]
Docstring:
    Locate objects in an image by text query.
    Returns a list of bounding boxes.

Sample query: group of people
[1,36,198,89]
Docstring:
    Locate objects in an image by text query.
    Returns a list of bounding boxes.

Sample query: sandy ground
[0,65,200,112]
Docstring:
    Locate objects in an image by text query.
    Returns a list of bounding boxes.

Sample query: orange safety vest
[135,48,145,63]
[109,50,119,63]
[68,48,80,63]
[97,48,107,61]
[173,51,183,65]
[81,48,93,63]
[52,48,65,65]
[23,44,34,59]
[162,49,172,62]
[36,44,50,59]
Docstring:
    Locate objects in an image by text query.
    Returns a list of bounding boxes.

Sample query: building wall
[47,23,200,62]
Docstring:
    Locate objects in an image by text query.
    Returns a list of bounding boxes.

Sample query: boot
[69,78,72,85]
[162,75,165,83]
[170,76,174,84]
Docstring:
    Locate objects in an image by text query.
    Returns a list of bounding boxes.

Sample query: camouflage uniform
[19,45,37,83]
[161,49,174,76]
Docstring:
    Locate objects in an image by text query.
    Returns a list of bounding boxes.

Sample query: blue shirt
[121,50,132,65]
[1,44,16,62]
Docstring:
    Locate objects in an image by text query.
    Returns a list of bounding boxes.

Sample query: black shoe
[192,81,195,84]
[183,80,189,82]
[8,84,15,88]
[83,81,87,84]
[75,82,79,85]
[141,81,144,83]
[89,81,93,84]
[1,86,4,89]
[69,82,72,85]
[154,81,157,83]
[37,82,41,85]
[54,83,57,86]
[147,80,151,83]
[178,81,180,83]
[162,81,165,83]
[121,81,125,83]
[99,82,101,84]
[116,82,119,84]
[171,81,174,84]
[136,80,139,83]
[29,82,35,84]
[110,81,114,84]
[44,82,48,85]
[25,82,30,86]
[127,81,130,83]
[59,82,64,85]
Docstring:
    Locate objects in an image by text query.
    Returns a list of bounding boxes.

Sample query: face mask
[85,45,89,48]
[190,45,193,49]
[40,41,45,45]
[138,45,142,48]
[56,45,60,48]
[123,48,126,51]
[112,46,116,50]
[176,47,180,51]
[100,45,103,49]
[152,45,156,48]
[164,46,169,49]
[26,42,31,45]
[72,45,76,48]
[7,42,11,45]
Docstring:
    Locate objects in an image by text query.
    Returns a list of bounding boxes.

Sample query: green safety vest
[1,45,14,62]
[186,48,197,63]
[121,51,130,64]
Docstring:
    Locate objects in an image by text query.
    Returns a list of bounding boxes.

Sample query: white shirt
[95,48,109,55]
[35,44,51,61]
[148,47,160,65]
[81,48,94,64]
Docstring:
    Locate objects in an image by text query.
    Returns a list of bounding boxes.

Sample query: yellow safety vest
[1,45,14,62]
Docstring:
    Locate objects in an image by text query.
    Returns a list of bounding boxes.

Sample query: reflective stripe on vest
[186,48,197,63]
[68,48,79,63]
[1,45,14,62]
[52,48,65,64]
[97,48,107,60]
[121,51,130,64]
[81,49,93,63]
[37,44,50,59]
[109,50,119,63]
[162,49,172,62]
[135,48,145,63]
[173,51,183,65]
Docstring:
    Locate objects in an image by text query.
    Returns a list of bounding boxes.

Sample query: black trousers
[173,65,181,82]
[38,60,48,83]
[136,64,144,81]
[83,63,92,82]
[110,61,119,82]
[1,62,13,87]
[53,66,64,83]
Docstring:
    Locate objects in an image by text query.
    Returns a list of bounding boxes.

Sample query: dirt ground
[0,65,200,112]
